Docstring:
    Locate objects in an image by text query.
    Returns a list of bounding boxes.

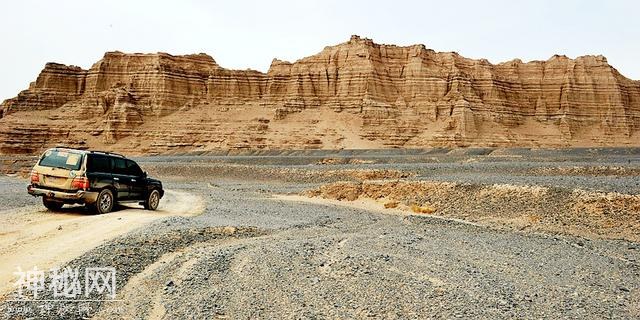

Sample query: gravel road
[0,149,639,319]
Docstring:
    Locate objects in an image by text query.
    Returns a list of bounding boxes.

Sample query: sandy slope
[0,189,203,298]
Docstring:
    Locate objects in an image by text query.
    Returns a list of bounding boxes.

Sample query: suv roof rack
[50,146,125,158]
[53,145,88,150]
[89,150,125,158]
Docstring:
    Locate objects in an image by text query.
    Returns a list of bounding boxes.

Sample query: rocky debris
[317,157,342,165]
[1,36,640,154]
[383,200,399,208]
[530,165,640,176]
[316,157,376,165]
[409,203,437,214]
[145,163,410,183]
[302,180,640,241]
[0,225,263,319]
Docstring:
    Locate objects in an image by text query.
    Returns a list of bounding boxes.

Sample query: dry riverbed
[0,148,638,319]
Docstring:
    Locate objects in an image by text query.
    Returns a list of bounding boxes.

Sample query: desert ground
[0,148,639,319]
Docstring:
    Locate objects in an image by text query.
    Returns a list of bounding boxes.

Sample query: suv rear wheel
[93,189,114,214]
[144,189,160,211]
[43,198,63,211]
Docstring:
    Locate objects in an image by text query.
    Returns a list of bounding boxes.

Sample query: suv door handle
[113,177,119,181]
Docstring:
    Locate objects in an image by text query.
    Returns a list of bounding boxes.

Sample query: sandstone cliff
[1,35,639,154]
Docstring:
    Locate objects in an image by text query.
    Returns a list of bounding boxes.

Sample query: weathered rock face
[1,35,639,154]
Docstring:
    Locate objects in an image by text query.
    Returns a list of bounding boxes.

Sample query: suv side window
[87,155,111,173]
[125,160,144,176]
[111,158,128,175]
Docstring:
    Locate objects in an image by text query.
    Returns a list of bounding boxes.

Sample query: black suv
[28,148,164,214]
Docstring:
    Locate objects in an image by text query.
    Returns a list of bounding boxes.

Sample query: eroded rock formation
[1,35,639,154]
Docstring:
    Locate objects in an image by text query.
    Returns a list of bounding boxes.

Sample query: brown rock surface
[1,36,639,154]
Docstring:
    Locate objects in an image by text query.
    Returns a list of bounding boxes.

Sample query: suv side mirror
[143,171,148,178]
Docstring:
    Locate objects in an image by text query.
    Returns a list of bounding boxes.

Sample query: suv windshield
[39,150,83,170]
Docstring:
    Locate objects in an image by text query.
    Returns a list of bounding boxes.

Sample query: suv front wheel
[144,189,160,211]
[93,189,114,214]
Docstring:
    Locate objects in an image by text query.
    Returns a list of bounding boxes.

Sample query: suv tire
[43,198,63,211]
[93,189,114,214]
[144,189,161,211]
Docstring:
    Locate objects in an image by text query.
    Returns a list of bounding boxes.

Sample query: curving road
[0,189,203,298]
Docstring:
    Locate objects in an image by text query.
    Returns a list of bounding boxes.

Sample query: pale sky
[1,0,638,101]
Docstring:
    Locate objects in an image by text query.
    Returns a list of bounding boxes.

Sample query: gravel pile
[303,180,640,241]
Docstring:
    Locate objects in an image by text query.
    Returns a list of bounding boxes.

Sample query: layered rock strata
[1,35,639,154]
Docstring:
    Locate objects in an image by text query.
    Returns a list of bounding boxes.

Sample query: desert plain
[0,148,638,319]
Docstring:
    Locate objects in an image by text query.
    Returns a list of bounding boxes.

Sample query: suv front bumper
[27,185,99,204]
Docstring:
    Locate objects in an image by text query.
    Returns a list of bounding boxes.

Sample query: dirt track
[0,189,203,298]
